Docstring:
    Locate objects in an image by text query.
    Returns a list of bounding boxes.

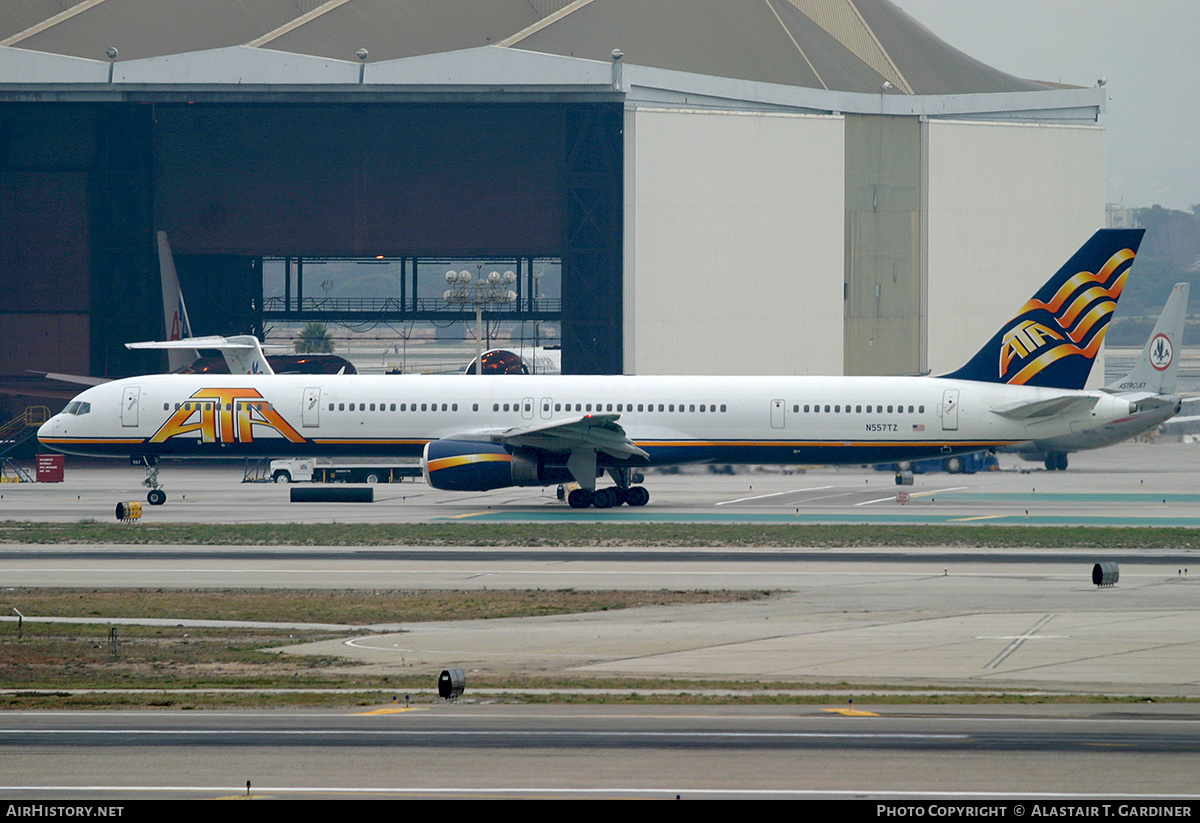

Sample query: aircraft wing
[444,413,649,460]
[989,394,1100,420]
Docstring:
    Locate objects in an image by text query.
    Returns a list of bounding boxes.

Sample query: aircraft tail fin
[1106,282,1188,395]
[942,228,1144,389]
[218,335,277,376]
[157,231,198,372]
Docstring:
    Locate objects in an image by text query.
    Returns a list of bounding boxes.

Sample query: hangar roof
[0,0,1055,95]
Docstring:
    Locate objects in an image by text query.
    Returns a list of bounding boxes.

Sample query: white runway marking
[856,486,967,506]
[984,614,1058,669]
[715,486,834,505]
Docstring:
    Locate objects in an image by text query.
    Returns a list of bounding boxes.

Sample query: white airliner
[38,229,1144,509]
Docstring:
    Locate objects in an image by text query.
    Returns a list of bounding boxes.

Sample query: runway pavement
[3,441,1200,695]
[4,705,1200,799]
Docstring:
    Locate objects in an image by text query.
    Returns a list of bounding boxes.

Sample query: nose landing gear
[133,455,168,505]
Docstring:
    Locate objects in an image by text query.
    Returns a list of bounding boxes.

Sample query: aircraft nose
[37,416,58,444]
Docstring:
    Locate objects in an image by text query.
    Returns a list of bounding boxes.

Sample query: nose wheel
[136,456,168,505]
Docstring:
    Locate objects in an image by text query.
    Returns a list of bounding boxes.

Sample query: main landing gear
[133,455,168,505]
[1043,452,1069,471]
[566,468,650,509]
[567,485,651,509]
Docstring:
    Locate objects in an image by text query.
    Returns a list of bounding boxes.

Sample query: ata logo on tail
[996,247,1135,385]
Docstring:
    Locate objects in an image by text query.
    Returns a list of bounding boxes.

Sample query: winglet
[1105,283,1188,395]
[942,229,1144,389]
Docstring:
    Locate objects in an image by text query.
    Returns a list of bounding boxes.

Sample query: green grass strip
[3,520,1200,548]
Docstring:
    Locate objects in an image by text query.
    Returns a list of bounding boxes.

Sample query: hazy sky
[894,0,1200,212]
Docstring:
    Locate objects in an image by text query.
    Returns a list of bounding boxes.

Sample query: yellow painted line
[822,708,880,717]
[950,514,1009,522]
[353,707,422,715]
[444,511,492,520]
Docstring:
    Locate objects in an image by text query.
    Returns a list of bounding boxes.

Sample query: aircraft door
[522,397,535,420]
[302,388,321,428]
[121,386,140,427]
[941,389,960,431]
[771,399,785,429]
[540,397,553,420]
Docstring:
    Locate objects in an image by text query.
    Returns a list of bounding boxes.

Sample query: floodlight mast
[444,269,517,375]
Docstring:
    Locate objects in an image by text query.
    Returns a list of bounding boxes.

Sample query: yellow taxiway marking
[444,511,491,519]
[949,514,1009,522]
[822,708,879,717]
[353,707,423,715]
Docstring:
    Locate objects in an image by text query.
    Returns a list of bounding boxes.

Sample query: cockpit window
[64,401,91,416]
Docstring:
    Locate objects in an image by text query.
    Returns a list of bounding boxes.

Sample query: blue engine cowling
[423,439,573,491]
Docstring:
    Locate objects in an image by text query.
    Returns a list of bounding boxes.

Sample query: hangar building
[0,0,1107,402]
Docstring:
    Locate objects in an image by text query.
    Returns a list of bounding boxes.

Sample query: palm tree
[294,321,334,353]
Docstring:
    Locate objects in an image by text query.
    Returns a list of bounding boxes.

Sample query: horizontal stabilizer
[127,335,277,375]
[128,336,253,350]
[990,394,1099,420]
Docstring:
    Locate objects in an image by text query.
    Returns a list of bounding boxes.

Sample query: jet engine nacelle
[423,439,573,491]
